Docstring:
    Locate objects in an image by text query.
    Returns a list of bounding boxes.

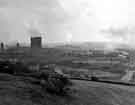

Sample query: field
[0,45,135,105]
[0,73,135,105]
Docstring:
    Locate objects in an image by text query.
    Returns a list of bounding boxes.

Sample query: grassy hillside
[0,73,135,105]
[0,47,130,81]
[0,47,134,104]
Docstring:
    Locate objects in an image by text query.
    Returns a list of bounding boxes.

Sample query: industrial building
[30,37,42,48]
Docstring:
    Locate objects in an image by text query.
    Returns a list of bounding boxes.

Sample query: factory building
[30,37,42,48]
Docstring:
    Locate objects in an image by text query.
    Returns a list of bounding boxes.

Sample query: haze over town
[1,1,135,105]
[0,0,132,46]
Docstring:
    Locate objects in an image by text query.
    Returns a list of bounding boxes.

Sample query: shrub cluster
[0,60,72,95]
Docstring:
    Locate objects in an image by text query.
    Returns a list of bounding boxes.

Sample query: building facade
[31,37,42,48]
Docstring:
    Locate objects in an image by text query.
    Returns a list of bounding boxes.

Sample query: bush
[0,60,73,96]
[41,74,72,95]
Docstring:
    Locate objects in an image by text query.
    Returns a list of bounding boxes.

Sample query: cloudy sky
[0,0,131,44]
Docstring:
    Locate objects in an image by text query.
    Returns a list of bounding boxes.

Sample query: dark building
[31,37,42,48]
[0,42,4,51]
[16,42,20,48]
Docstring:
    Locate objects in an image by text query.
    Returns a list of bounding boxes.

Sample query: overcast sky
[0,0,132,45]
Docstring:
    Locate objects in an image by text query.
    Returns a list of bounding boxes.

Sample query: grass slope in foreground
[0,73,135,105]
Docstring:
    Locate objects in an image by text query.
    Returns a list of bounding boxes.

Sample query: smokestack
[26,21,44,48]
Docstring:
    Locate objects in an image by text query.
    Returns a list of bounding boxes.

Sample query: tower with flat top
[31,37,42,48]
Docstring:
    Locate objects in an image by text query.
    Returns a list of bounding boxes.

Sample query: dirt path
[121,70,135,82]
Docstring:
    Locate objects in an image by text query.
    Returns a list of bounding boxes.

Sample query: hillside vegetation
[0,73,135,105]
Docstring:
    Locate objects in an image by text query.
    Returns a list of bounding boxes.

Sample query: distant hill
[53,42,131,52]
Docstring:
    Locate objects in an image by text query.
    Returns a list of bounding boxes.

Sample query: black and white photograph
[0,0,133,105]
